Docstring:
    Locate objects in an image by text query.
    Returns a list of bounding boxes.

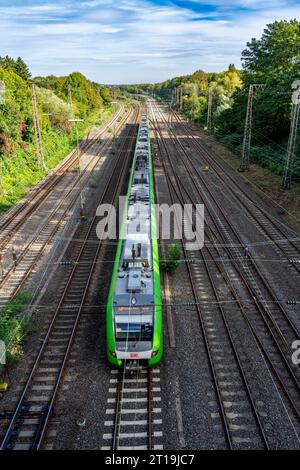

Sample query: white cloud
[0,0,299,83]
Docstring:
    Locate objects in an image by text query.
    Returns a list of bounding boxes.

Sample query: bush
[89,175,98,188]
[0,64,114,214]
[0,290,34,367]
[160,243,181,274]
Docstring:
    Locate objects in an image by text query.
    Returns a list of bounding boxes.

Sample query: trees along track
[0,105,131,307]
[149,99,300,449]
[0,105,141,450]
[0,104,124,254]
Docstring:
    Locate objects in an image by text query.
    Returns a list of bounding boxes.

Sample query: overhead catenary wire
[171,111,300,225]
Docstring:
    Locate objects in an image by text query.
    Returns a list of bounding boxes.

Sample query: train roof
[113,116,154,311]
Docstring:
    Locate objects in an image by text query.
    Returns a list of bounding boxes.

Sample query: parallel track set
[1,97,300,450]
[169,110,300,276]
[0,106,141,450]
[0,105,123,249]
[149,100,300,449]
[0,105,129,306]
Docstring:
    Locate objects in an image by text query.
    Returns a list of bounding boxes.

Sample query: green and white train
[106,115,163,368]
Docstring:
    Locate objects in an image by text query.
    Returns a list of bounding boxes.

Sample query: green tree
[0,61,113,212]
[242,20,300,77]
[15,57,31,82]
[0,56,31,82]
[216,19,300,176]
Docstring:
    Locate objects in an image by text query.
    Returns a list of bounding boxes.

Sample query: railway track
[170,109,300,275]
[0,106,140,450]
[149,99,300,448]
[0,105,131,307]
[0,104,124,255]
[101,367,163,450]
[157,104,300,348]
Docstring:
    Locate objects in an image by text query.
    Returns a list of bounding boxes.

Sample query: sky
[0,0,299,84]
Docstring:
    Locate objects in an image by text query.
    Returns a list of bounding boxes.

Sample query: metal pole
[0,252,3,278]
[31,84,47,170]
[240,85,254,171]
[68,84,73,119]
[240,84,264,171]
[76,124,84,215]
[206,89,212,131]
[192,94,195,121]
[282,80,300,189]
[68,118,84,215]
[180,87,183,111]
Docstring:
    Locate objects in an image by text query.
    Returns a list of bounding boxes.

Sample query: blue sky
[0,0,299,84]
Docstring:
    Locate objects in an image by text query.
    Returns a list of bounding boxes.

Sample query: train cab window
[115,323,153,341]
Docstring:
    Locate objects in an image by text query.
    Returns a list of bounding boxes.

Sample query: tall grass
[0,290,35,368]
[0,105,115,214]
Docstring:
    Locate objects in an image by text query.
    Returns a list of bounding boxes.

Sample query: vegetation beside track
[0,57,115,213]
[161,243,181,274]
[124,19,300,186]
[0,290,34,369]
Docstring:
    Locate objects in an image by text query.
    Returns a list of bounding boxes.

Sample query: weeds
[0,290,35,367]
[160,243,181,274]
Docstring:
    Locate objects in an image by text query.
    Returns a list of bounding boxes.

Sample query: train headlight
[109,350,116,357]
[151,350,159,357]
[131,297,137,305]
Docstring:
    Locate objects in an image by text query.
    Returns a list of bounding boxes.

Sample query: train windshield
[115,322,152,341]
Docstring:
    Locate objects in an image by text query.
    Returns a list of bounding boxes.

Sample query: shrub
[0,65,114,214]
[0,290,34,367]
[89,175,98,188]
[160,243,181,274]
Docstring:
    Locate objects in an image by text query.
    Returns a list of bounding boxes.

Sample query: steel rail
[150,100,300,447]
[149,102,233,449]
[147,369,153,451]
[111,367,153,451]
[151,101,300,421]
[157,103,300,350]
[0,106,141,450]
[0,104,124,253]
[112,370,124,450]
[170,109,300,272]
[0,106,133,299]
